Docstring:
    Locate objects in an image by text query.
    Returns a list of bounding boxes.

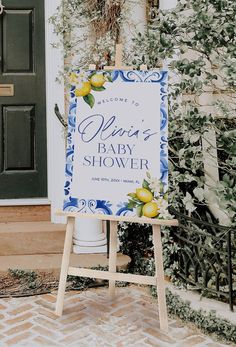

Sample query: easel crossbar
[68,267,157,286]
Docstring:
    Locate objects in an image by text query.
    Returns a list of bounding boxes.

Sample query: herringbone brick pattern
[0,286,230,346]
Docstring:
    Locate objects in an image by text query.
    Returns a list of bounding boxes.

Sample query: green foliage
[51,0,236,305]
[50,2,236,225]
[67,265,108,290]
[9,269,37,280]
[49,0,126,80]
[8,269,38,289]
[120,0,236,291]
[164,289,236,343]
[67,274,98,290]
[118,222,179,280]
[130,0,236,227]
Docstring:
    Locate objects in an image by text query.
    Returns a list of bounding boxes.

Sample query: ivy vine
[50,0,236,301]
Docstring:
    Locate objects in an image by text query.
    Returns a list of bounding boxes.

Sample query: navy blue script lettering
[77,114,157,143]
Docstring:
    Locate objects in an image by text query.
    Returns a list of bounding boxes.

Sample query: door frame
[0,0,65,223]
[45,0,65,222]
[0,0,49,205]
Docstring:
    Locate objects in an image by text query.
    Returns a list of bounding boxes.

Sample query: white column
[73,219,107,253]
[121,0,146,52]
[199,93,231,226]
[160,0,177,10]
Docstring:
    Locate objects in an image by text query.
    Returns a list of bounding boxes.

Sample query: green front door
[0,0,47,199]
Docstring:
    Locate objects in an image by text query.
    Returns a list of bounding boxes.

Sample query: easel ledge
[56,210,178,226]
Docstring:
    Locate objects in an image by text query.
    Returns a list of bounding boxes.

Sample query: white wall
[45,0,66,223]
[121,0,146,51]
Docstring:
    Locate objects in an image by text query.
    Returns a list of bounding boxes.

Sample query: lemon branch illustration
[71,71,112,108]
[127,172,168,219]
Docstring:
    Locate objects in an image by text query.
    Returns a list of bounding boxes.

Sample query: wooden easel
[55,45,178,332]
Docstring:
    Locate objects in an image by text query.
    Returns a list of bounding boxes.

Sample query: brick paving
[0,286,232,346]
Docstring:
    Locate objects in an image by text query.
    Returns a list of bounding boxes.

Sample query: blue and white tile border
[63,70,168,215]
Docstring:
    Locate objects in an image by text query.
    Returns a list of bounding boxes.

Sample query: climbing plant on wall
[130,0,236,226]
[120,0,236,284]
[49,0,126,80]
[50,0,236,284]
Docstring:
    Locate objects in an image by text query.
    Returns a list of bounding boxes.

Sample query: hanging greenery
[120,0,236,288]
[49,0,127,79]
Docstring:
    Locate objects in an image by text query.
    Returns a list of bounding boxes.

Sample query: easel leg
[109,221,117,298]
[106,221,110,259]
[153,225,168,332]
[55,216,75,316]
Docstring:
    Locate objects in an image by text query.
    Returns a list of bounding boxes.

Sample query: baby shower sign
[63,70,168,219]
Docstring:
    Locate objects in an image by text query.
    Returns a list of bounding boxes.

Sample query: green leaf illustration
[83,93,95,108]
[136,205,143,217]
[106,74,113,82]
[88,71,96,78]
[127,193,137,198]
[127,200,137,209]
[163,193,168,200]
[91,85,106,91]
[142,179,150,189]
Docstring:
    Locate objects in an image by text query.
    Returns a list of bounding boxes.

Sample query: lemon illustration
[70,72,78,84]
[90,74,105,87]
[142,202,159,218]
[136,188,153,203]
[75,82,91,97]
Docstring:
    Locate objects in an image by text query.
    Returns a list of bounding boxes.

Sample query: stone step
[0,253,130,277]
[0,221,66,256]
[0,205,51,222]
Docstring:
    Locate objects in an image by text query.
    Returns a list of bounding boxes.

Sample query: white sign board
[63,70,168,219]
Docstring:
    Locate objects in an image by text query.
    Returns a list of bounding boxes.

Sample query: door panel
[3,105,35,170]
[0,0,47,199]
[3,9,34,73]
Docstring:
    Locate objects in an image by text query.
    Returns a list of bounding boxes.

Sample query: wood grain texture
[55,217,75,316]
[68,267,156,285]
[109,221,117,297]
[0,205,51,222]
[153,225,169,332]
[0,221,65,255]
